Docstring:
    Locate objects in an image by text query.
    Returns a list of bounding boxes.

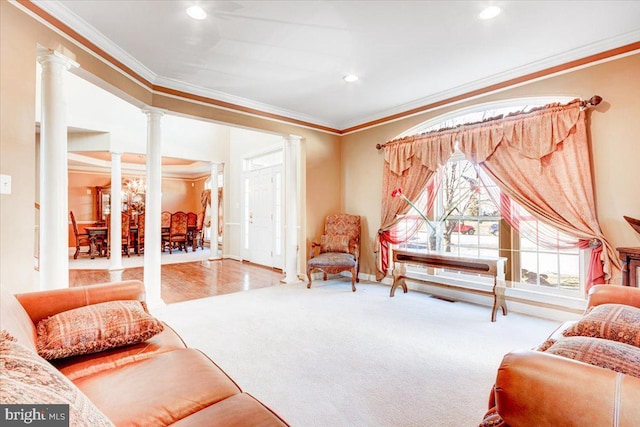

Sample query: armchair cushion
[320,234,350,254]
[36,300,164,360]
[562,303,640,348]
[307,253,356,276]
[1,330,114,426]
[545,336,640,378]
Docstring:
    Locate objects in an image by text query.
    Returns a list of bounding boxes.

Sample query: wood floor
[69,259,285,304]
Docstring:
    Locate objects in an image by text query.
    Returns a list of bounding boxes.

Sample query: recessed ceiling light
[187,6,207,20]
[479,6,501,20]
[343,74,359,83]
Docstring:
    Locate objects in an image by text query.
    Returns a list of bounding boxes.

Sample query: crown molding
[152,75,340,131]
[31,0,157,84]
[339,31,640,132]
[27,0,341,132]
[18,1,640,135]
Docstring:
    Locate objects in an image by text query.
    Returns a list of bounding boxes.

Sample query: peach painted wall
[3,0,637,295]
[341,53,640,282]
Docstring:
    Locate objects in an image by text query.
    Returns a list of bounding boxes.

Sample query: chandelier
[124,177,146,196]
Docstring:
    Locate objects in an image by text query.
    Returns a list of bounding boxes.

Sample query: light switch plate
[0,174,11,195]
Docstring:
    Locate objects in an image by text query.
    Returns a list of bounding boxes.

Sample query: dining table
[84,225,140,258]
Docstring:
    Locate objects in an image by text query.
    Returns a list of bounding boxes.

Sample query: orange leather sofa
[482,285,640,427]
[1,280,289,426]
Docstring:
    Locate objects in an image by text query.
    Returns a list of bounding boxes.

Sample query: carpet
[156,279,560,427]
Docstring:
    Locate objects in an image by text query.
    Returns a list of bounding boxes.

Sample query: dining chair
[136,212,145,255]
[121,211,132,257]
[70,211,91,259]
[167,211,188,253]
[190,211,205,251]
[161,211,171,251]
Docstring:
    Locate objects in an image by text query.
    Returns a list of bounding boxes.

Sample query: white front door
[243,166,283,269]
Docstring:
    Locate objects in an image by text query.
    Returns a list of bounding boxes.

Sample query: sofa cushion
[0,330,114,427]
[320,234,350,254]
[562,303,640,348]
[172,393,289,427]
[53,322,187,380]
[73,348,242,426]
[545,336,640,378]
[36,300,164,360]
[0,291,37,352]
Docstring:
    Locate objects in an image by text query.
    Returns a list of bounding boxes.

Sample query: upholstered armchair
[307,214,361,292]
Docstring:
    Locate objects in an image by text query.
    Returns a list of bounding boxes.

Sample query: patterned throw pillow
[0,330,114,426]
[546,336,640,378]
[36,300,164,360]
[562,303,640,348]
[320,234,350,254]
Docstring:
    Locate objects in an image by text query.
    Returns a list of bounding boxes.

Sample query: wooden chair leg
[307,267,313,289]
[351,268,357,292]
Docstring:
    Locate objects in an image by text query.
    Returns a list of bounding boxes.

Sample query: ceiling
[32,1,640,132]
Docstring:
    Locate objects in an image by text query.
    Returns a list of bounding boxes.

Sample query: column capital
[284,134,302,143]
[36,48,79,71]
[142,106,166,117]
[110,151,123,157]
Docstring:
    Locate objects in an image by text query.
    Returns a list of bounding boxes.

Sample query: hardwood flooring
[69,259,285,304]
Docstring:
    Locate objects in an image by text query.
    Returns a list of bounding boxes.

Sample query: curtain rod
[375,95,603,150]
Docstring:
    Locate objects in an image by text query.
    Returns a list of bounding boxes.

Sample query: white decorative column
[282,135,301,284]
[37,50,77,290]
[109,152,123,271]
[142,107,164,308]
[208,163,220,260]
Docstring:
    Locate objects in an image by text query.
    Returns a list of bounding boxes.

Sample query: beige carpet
[156,279,560,427]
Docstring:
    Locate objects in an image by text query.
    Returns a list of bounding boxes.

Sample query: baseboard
[352,271,583,322]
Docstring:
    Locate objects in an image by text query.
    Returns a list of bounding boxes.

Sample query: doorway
[242,150,283,269]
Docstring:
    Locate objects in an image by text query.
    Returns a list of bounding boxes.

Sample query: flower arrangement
[391,187,436,232]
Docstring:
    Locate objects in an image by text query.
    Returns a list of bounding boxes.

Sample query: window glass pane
[558,254,580,290]
[537,252,559,288]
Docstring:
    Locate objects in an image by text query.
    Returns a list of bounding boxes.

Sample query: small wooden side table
[617,247,640,287]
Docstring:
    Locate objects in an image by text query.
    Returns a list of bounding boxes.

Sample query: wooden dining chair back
[70,211,91,259]
[137,212,145,255]
[168,211,188,253]
[187,212,197,228]
[190,211,205,251]
[161,211,171,251]
[121,211,132,257]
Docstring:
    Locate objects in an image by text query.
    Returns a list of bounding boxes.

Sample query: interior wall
[341,53,640,283]
[1,2,342,293]
[1,2,38,293]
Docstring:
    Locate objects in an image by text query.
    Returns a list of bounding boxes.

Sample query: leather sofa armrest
[587,284,640,310]
[495,350,640,427]
[15,280,146,324]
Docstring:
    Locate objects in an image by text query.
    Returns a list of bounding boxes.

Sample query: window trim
[393,95,588,300]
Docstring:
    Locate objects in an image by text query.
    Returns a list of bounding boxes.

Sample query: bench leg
[491,282,508,322]
[390,262,408,297]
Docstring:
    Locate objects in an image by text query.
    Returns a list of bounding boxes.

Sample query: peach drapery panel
[377,99,619,289]
[376,134,455,280]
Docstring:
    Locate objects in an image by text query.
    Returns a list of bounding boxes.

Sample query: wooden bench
[390,249,508,322]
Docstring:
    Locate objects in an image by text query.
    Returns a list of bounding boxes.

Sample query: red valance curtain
[377,99,619,290]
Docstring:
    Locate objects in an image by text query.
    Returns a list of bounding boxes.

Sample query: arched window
[394,97,585,296]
